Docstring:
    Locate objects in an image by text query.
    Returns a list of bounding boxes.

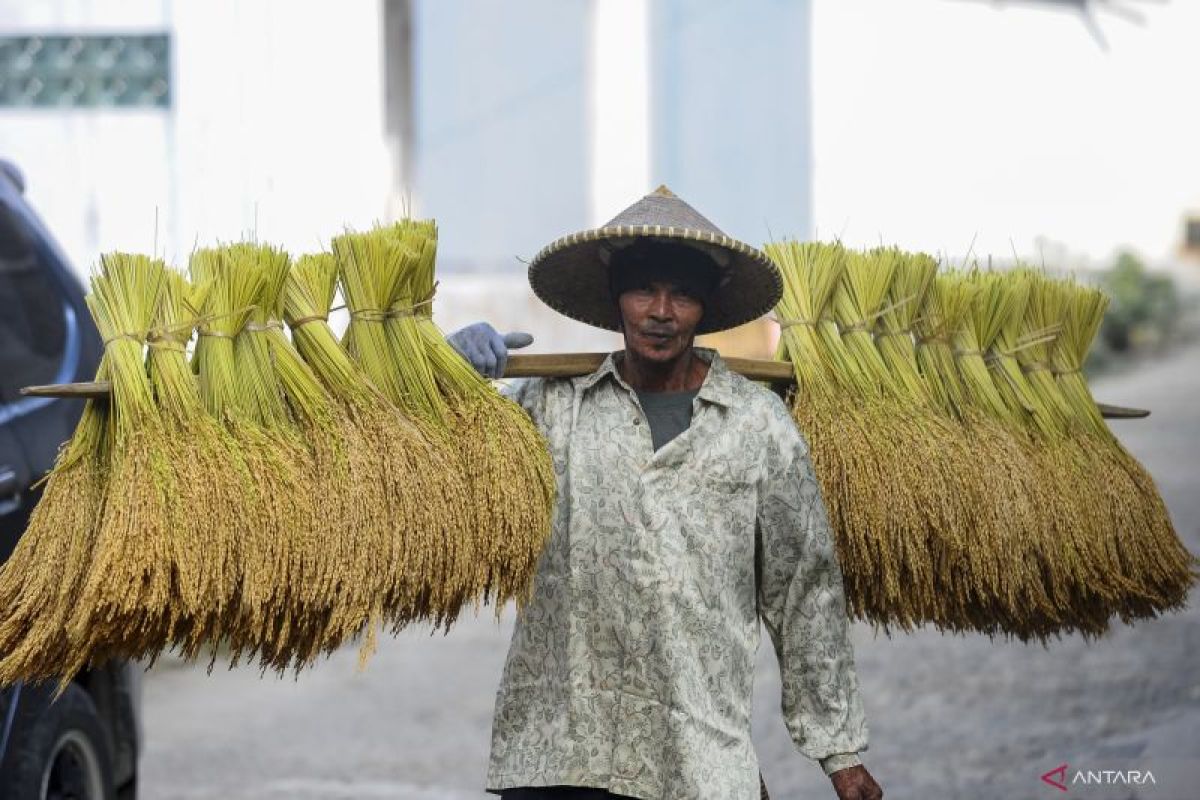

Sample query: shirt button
[633,418,641,425]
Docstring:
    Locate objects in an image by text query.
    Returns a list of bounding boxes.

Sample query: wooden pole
[20,354,1149,419]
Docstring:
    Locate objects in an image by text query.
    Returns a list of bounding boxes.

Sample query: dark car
[0,160,141,799]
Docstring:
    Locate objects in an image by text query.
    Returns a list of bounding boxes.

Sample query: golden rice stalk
[225,241,354,673]
[828,246,953,628]
[913,272,1053,639]
[191,245,310,666]
[286,255,459,635]
[1048,278,1197,619]
[62,254,178,678]
[769,241,928,629]
[1010,270,1118,627]
[931,272,1075,642]
[256,253,402,670]
[767,241,873,616]
[139,270,254,664]
[966,269,1109,638]
[331,228,477,628]
[873,249,1005,634]
[388,219,555,617]
[0,369,110,686]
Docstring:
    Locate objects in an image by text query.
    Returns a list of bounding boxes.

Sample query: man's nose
[648,289,673,320]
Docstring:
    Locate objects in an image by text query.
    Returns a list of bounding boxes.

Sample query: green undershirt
[634,389,700,451]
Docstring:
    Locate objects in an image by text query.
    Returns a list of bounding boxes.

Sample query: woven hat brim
[528,224,782,335]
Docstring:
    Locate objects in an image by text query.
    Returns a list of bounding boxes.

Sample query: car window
[0,212,67,402]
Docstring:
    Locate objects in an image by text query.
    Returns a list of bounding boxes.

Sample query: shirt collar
[577,346,735,408]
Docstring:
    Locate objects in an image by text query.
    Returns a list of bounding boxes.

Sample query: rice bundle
[913,273,1049,637]
[947,270,1077,637]
[61,255,179,675]
[825,247,955,627]
[126,269,251,664]
[768,242,1194,641]
[0,368,110,685]
[284,254,453,645]
[331,229,477,627]
[1038,276,1196,620]
[873,250,997,631]
[190,245,312,666]
[233,242,384,671]
[768,241,869,611]
[768,241,929,626]
[981,269,1132,636]
[387,220,555,613]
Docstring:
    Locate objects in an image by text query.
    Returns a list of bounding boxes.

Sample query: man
[449,187,881,800]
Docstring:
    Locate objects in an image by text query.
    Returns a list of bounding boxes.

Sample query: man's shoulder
[722,368,793,419]
[719,367,809,453]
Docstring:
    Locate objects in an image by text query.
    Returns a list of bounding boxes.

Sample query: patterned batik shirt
[486,348,869,799]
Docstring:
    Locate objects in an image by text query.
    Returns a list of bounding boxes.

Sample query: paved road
[140,347,1200,799]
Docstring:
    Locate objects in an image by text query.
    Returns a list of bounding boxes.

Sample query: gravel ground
[140,346,1200,799]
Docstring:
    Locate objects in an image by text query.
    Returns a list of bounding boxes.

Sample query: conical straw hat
[528,185,782,334]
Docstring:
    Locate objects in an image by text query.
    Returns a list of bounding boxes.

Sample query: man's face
[617,278,705,363]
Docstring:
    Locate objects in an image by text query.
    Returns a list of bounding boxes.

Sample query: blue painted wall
[649,0,813,247]
[414,0,591,272]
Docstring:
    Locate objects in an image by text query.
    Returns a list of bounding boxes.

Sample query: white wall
[0,0,390,279]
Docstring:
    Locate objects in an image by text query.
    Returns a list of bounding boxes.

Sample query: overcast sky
[810,0,1199,273]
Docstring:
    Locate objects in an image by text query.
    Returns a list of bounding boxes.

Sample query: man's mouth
[641,329,675,343]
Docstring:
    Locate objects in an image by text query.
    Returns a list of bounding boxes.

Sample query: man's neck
[617,345,709,392]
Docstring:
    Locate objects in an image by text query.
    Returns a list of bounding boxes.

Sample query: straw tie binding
[352,294,437,323]
[102,332,145,348]
[838,293,920,336]
[840,321,874,335]
[145,329,190,353]
[243,321,286,333]
[350,308,389,323]
[289,314,329,329]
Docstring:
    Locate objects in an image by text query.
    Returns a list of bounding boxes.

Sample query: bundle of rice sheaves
[191,245,318,668]
[387,219,555,613]
[231,241,397,671]
[1019,273,1196,624]
[912,272,1051,637]
[44,255,184,683]
[975,269,1121,637]
[0,358,110,687]
[767,241,907,624]
[770,240,1196,642]
[137,269,253,663]
[334,222,554,622]
[872,250,999,632]
[820,246,943,628]
[331,228,479,627]
[285,253,457,644]
[770,242,970,631]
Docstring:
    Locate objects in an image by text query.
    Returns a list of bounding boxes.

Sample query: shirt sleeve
[756,401,869,775]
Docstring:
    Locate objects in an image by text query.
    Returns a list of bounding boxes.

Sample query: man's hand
[829,764,882,800]
[446,322,533,378]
